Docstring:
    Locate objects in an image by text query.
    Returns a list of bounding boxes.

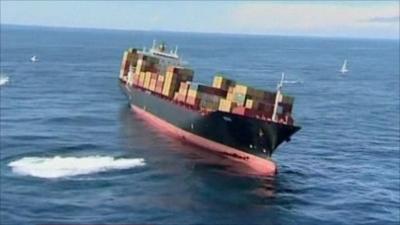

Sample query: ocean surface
[0,25,399,225]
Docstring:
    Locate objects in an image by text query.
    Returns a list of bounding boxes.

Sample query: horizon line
[1,23,399,41]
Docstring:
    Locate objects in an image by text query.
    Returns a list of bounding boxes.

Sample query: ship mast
[272,73,285,122]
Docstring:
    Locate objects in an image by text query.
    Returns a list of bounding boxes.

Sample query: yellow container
[218,99,236,112]
[212,76,223,88]
[245,99,260,109]
[127,71,135,85]
[135,59,144,75]
[233,85,268,102]
[178,82,187,95]
[162,66,195,98]
[213,75,235,91]
[162,80,178,97]
[144,72,151,89]
[234,84,249,94]
[165,71,174,81]
[149,78,157,91]
[245,99,253,109]
[138,72,146,86]
[187,89,202,99]
[226,92,234,101]
[157,75,165,82]
[235,85,261,96]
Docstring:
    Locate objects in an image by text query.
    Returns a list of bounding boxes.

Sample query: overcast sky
[1,1,399,39]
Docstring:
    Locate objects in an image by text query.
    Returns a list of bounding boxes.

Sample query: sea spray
[0,74,9,86]
[8,156,146,178]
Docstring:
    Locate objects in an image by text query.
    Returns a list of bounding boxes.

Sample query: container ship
[118,41,300,175]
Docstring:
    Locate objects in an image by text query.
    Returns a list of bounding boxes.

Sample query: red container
[155,82,163,93]
[232,106,255,117]
[178,94,186,103]
[123,61,130,72]
[132,76,139,85]
[173,92,179,101]
[156,80,164,89]
[278,102,293,114]
[155,86,163,93]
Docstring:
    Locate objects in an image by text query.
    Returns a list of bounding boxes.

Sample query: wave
[0,75,9,86]
[8,156,145,178]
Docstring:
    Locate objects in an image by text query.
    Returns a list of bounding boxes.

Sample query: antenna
[152,40,156,49]
[175,46,178,55]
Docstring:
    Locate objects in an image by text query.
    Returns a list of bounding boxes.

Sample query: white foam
[8,156,146,178]
[0,75,9,86]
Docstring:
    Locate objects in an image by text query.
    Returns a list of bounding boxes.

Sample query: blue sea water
[0,25,399,225]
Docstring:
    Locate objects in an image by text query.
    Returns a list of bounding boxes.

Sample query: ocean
[0,25,399,225]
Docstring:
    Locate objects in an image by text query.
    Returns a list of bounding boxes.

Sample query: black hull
[120,82,300,159]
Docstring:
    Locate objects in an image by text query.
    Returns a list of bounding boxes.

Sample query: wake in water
[0,74,9,86]
[8,156,146,178]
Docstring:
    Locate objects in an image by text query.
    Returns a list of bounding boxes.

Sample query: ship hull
[120,83,300,175]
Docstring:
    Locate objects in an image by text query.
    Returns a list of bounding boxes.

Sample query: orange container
[149,78,157,91]
[151,73,158,80]
[186,96,201,109]
[138,72,145,87]
[155,79,164,93]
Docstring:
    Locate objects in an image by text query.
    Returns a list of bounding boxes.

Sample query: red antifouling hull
[131,104,278,176]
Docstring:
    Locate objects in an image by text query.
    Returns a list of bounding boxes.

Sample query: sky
[1,1,399,39]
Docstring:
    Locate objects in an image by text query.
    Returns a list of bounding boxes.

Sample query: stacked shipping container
[212,75,293,121]
[162,67,194,98]
[120,49,136,82]
[186,83,227,110]
[212,74,236,91]
[119,50,294,124]
[175,81,191,103]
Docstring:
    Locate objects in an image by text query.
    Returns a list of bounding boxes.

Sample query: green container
[233,93,246,105]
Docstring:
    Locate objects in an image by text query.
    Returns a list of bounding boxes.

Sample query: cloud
[228,2,399,38]
[365,16,400,23]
